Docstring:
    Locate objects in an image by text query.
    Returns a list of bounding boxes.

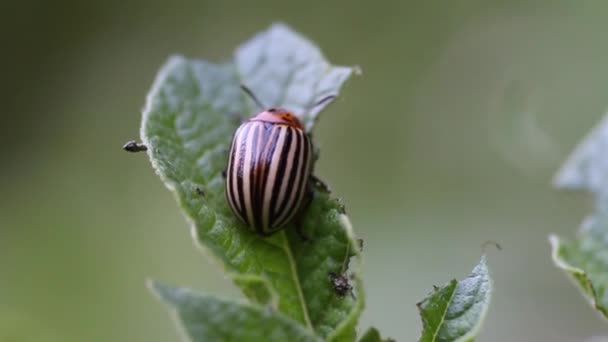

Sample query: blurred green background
[2,1,608,341]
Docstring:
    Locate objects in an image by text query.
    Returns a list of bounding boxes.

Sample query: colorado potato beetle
[225,85,334,237]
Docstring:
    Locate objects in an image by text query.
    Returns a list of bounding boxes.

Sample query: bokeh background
[2,1,608,341]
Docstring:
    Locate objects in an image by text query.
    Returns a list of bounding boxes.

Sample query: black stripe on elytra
[227,129,241,216]
[258,125,281,230]
[248,123,265,234]
[235,124,251,226]
[275,127,302,226]
[226,130,240,218]
[268,126,293,227]
[267,127,287,228]
[267,126,291,228]
[255,124,276,219]
[283,132,310,225]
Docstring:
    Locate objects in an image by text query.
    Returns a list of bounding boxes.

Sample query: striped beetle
[224,85,335,237]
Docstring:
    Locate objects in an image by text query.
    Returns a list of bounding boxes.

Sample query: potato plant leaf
[417,256,492,342]
[359,327,394,342]
[551,113,608,319]
[140,23,363,340]
[149,280,322,342]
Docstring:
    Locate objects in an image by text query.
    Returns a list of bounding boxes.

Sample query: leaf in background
[149,281,321,342]
[140,23,363,340]
[359,327,394,342]
[553,114,608,196]
[417,256,492,342]
[551,112,608,319]
[550,231,608,318]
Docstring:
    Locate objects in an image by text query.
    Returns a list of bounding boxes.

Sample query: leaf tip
[549,234,588,277]
[548,234,571,270]
[268,21,293,33]
[552,164,577,191]
[548,234,560,252]
[146,278,168,301]
[146,278,187,308]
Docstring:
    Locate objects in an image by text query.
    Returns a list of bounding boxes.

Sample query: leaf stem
[281,232,313,331]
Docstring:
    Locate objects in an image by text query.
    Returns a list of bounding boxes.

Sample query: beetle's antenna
[303,94,338,118]
[312,94,337,109]
[240,84,265,110]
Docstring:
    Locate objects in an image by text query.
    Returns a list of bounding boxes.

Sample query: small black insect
[328,272,354,298]
[328,241,356,298]
[310,175,330,193]
[123,140,147,152]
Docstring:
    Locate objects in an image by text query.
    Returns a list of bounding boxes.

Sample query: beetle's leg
[221,169,227,178]
[310,174,330,193]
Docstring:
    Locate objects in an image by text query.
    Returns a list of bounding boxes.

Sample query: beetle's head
[239,84,307,130]
[250,108,304,130]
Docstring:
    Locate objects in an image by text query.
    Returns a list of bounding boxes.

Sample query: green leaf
[359,327,394,342]
[140,23,363,340]
[550,232,608,317]
[231,273,279,308]
[551,113,608,319]
[417,256,492,342]
[235,24,355,132]
[148,280,322,342]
